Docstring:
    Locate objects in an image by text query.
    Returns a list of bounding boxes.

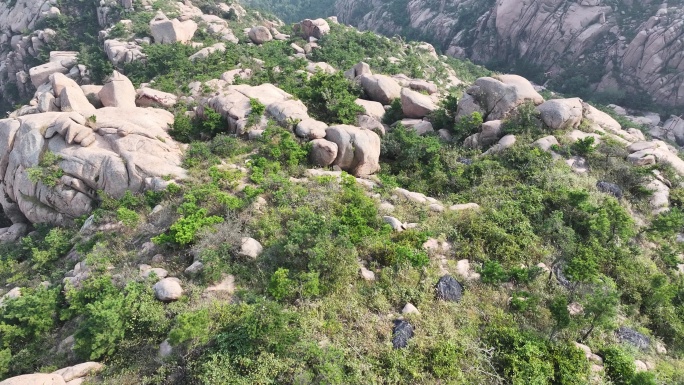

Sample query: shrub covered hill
[0,0,684,384]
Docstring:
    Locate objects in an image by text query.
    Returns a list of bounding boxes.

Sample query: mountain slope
[0,1,682,384]
[333,0,684,111]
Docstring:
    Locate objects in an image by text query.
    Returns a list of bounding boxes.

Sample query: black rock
[392,320,414,349]
[436,275,464,302]
[596,181,623,200]
[553,264,572,289]
[617,327,651,350]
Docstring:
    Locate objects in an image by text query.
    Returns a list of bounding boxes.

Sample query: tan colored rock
[359,74,402,105]
[99,71,136,108]
[0,374,65,385]
[359,267,375,281]
[400,88,437,118]
[402,303,420,315]
[153,278,183,301]
[0,107,184,226]
[537,98,583,130]
[310,139,338,167]
[248,26,273,44]
[462,75,543,121]
[238,237,263,259]
[355,99,385,121]
[52,362,103,382]
[295,18,331,39]
[295,119,327,139]
[136,87,178,108]
[449,203,480,211]
[325,125,381,176]
[150,12,197,44]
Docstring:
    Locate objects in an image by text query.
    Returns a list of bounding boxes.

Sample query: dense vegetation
[0,0,683,384]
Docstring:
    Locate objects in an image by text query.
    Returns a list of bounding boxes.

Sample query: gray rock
[436,275,464,302]
[392,319,414,349]
[617,327,651,350]
[596,181,623,200]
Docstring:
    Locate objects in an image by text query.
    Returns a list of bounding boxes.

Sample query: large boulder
[392,320,414,349]
[98,71,136,108]
[136,87,178,108]
[400,88,437,118]
[537,98,583,130]
[310,139,338,167]
[359,74,402,105]
[325,125,381,176]
[248,26,273,44]
[436,275,464,302]
[0,107,185,226]
[0,374,65,385]
[295,119,327,139]
[153,278,183,301]
[51,73,96,114]
[354,99,385,121]
[460,74,544,121]
[149,12,197,44]
[294,18,331,39]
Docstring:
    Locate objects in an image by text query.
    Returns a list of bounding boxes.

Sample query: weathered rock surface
[248,26,273,44]
[99,71,136,108]
[336,0,684,107]
[459,75,543,121]
[154,278,183,301]
[294,18,331,40]
[537,98,583,130]
[0,374,66,385]
[325,125,381,176]
[400,88,437,118]
[150,12,197,44]
[310,139,338,167]
[359,74,402,105]
[0,92,185,225]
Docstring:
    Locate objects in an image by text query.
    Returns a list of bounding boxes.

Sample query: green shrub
[169,309,211,346]
[75,293,126,360]
[452,111,483,143]
[26,151,63,188]
[602,347,636,385]
[382,98,403,124]
[480,260,508,284]
[571,136,596,156]
[116,207,140,227]
[295,71,363,124]
[153,208,224,246]
[0,287,60,349]
[268,268,294,301]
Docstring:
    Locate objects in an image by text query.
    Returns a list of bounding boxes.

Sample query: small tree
[580,277,619,341]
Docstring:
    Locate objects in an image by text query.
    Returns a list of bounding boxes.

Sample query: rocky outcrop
[325,125,381,176]
[0,361,103,385]
[458,75,543,121]
[335,0,684,108]
[149,12,197,44]
[248,26,273,44]
[0,73,185,226]
[294,19,331,40]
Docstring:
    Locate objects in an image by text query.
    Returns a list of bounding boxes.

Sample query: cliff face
[335,0,684,108]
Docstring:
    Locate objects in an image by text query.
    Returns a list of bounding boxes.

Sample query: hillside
[0,0,683,384]
[300,0,684,113]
